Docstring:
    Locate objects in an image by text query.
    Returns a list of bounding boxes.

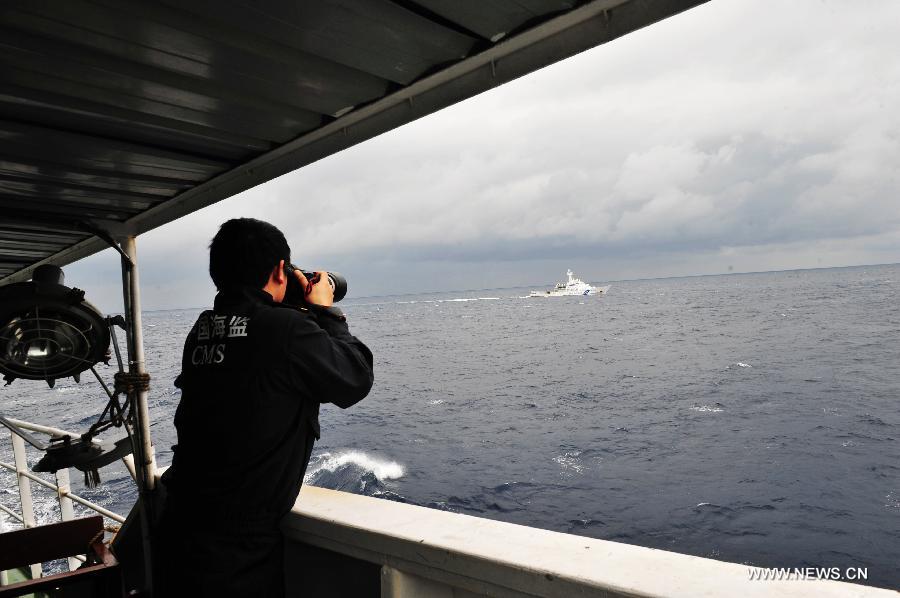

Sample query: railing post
[11,433,41,580]
[55,468,80,572]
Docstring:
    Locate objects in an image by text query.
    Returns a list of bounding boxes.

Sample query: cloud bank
[68,0,900,312]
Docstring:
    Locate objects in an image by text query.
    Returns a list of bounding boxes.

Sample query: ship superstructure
[530,269,610,296]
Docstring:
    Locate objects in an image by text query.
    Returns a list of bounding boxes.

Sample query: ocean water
[2,264,898,588]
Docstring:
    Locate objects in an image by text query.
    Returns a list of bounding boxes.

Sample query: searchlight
[0,264,110,387]
[0,264,134,486]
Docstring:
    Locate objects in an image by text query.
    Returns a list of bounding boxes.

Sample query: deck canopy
[0,0,707,284]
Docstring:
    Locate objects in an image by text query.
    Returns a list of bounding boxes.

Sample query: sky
[67,0,900,313]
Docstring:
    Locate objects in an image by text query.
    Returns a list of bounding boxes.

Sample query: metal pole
[122,453,138,482]
[0,511,6,587]
[120,235,156,596]
[11,433,42,580]
[121,236,156,490]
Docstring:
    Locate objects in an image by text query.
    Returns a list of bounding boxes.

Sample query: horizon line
[143,260,899,313]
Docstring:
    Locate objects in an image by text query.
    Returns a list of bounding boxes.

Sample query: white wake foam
[55,385,84,393]
[398,296,500,305]
[691,405,724,413]
[886,491,900,510]
[307,450,405,481]
[553,451,585,474]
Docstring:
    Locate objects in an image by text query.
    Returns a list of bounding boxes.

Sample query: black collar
[213,286,275,312]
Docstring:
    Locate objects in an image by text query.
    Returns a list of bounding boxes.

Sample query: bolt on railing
[0,418,130,584]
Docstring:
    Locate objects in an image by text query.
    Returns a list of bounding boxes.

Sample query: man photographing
[157,218,374,596]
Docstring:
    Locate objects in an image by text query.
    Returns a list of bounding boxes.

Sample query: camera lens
[284,265,347,303]
[303,271,347,303]
[326,272,348,303]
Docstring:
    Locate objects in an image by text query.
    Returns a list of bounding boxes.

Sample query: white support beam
[0,511,7,587]
[54,468,81,572]
[120,235,157,597]
[121,236,156,491]
[11,434,41,581]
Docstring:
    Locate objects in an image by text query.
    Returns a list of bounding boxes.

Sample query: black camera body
[283,264,347,305]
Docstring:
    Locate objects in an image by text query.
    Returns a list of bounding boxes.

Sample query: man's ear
[273,259,286,284]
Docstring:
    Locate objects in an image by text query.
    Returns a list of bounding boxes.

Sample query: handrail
[0,504,23,523]
[282,486,899,598]
[1,418,129,583]
[0,463,126,524]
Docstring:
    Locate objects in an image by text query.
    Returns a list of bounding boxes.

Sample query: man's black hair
[209,218,291,290]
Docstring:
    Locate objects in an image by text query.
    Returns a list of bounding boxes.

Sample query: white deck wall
[282,486,898,598]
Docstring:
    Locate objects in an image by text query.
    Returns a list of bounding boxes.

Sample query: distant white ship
[529,269,610,297]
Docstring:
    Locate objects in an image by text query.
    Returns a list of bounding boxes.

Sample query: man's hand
[295,269,334,307]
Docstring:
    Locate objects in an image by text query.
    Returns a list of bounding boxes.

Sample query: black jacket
[162,286,373,527]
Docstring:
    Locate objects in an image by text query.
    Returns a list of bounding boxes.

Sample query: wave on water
[307,450,405,480]
[305,450,406,497]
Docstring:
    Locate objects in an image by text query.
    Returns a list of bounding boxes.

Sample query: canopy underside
[0,0,707,284]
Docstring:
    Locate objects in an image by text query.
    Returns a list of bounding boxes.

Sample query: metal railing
[0,418,131,585]
[282,486,899,598]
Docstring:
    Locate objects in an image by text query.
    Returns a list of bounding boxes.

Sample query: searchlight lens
[26,340,55,359]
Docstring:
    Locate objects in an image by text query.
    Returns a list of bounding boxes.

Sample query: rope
[114,372,150,394]
[87,530,104,550]
[84,468,101,489]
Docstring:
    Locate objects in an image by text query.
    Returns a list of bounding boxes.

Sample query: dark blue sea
[2,264,899,589]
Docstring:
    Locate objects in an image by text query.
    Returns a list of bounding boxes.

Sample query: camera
[283,264,347,304]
